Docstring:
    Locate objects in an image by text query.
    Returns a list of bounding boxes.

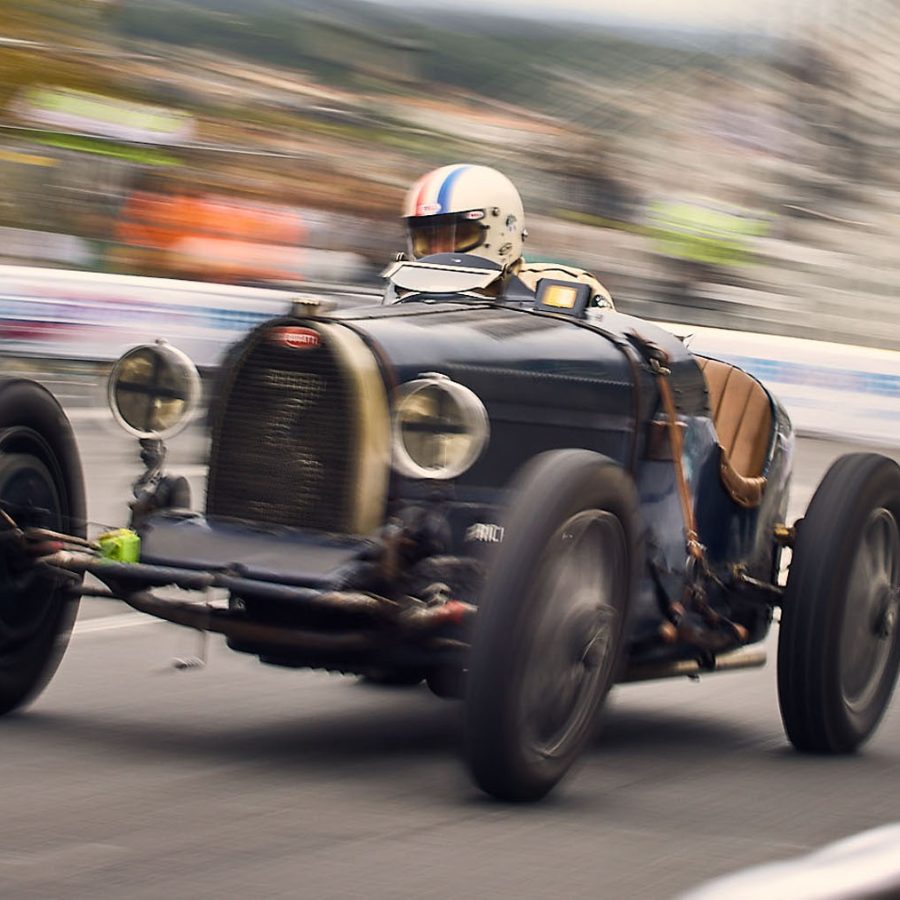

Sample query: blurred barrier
[664,322,900,448]
[0,265,896,446]
[0,264,375,368]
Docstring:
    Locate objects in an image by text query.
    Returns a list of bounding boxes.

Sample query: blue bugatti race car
[2,253,898,802]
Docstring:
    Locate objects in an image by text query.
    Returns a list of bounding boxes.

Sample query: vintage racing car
[2,253,899,801]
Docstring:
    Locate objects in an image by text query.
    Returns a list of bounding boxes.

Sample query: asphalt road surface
[4,400,900,899]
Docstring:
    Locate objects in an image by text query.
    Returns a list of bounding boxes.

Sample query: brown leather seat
[696,357,773,508]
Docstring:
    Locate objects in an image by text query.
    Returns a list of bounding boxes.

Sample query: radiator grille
[207,323,359,532]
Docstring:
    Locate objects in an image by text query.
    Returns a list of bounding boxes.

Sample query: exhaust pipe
[621,647,767,684]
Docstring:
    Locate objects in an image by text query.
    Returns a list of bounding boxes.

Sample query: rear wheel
[0,380,85,715]
[464,450,640,801]
[778,453,900,753]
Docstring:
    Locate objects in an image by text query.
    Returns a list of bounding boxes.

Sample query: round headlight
[392,374,489,480]
[108,341,200,439]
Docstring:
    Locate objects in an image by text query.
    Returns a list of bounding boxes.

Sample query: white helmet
[402,164,525,269]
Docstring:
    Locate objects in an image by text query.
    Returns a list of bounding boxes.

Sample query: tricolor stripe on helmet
[408,164,471,217]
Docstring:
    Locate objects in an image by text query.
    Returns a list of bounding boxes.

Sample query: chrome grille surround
[207,320,389,534]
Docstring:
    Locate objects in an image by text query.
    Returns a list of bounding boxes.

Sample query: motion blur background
[4,7,900,898]
[2,0,899,351]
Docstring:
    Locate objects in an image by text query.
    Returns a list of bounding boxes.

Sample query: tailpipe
[621,647,767,684]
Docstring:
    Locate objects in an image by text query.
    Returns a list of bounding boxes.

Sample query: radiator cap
[291,296,336,318]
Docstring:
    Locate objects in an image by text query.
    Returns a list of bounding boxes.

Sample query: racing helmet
[402,164,526,269]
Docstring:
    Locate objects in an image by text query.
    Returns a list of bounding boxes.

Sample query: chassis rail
[37,550,770,681]
[39,549,474,656]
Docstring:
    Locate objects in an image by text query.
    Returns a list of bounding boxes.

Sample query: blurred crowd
[2,0,900,350]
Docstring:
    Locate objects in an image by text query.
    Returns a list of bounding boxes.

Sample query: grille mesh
[207,324,357,531]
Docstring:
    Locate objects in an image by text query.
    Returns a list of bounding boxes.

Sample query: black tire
[359,667,424,687]
[464,450,641,801]
[426,665,465,699]
[778,453,900,753]
[0,379,86,716]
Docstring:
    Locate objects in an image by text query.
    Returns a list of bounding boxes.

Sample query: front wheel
[464,450,641,801]
[0,379,86,716]
[778,453,900,753]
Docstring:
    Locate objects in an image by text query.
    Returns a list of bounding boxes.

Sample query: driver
[402,163,614,307]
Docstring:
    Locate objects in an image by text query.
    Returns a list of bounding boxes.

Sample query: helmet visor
[407,212,486,258]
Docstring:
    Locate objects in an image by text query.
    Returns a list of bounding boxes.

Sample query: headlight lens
[108,341,200,439]
[392,374,489,480]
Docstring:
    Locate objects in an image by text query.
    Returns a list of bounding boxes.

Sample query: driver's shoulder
[515,260,614,308]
